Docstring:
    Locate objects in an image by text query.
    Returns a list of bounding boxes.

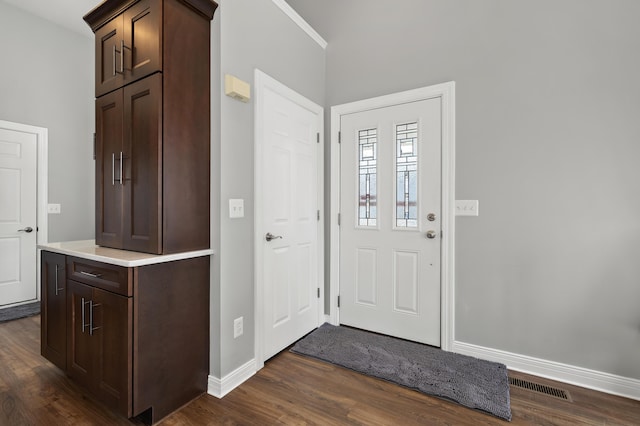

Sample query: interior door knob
[426,230,437,239]
[18,227,34,233]
[265,232,283,242]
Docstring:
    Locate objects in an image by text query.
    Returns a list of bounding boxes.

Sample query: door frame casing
[0,119,48,306]
[253,69,325,370]
[329,82,456,351]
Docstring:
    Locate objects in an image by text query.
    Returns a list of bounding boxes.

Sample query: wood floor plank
[1,315,639,425]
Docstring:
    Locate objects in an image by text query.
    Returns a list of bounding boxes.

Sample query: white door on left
[256,71,323,361]
[0,121,38,307]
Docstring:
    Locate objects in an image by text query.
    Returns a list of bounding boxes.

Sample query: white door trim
[329,82,456,351]
[0,119,49,304]
[253,69,325,370]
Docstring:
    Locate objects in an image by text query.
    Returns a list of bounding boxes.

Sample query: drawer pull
[80,271,103,278]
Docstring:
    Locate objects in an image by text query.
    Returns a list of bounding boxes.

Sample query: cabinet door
[95,16,124,97]
[66,280,133,417]
[67,280,95,391]
[123,0,162,84]
[92,287,133,417]
[41,251,67,370]
[96,90,124,249]
[122,74,162,254]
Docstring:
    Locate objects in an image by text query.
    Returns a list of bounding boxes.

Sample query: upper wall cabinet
[86,0,218,255]
[93,0,161,97]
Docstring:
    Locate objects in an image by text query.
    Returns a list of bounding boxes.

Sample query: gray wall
[287,0,640,380]
[211,0,325,378]
[0,2,94,243]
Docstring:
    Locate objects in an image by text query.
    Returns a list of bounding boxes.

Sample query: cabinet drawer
[67,257,132,297]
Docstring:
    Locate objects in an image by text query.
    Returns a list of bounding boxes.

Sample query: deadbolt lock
[427,213,436,222]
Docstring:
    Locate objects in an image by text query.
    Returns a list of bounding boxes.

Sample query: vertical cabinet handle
[80,297,101,335]
[54,265,64,296]
[112,153,116,186]
[90,302,101,335]
[120,40,125,74]
[113,41,124,75]
[81,297,89,333]
[119,151,124,185]
[112,45,116,77]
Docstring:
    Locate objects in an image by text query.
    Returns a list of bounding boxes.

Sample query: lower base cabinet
[41,251,67,370]
[41,251,210,424]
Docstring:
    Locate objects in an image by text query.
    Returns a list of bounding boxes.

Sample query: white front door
[339,97,442,346]
[0,121,38,307]
[256,71,323,361]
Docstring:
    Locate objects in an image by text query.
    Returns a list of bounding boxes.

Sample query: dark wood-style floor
[2,315,639,425]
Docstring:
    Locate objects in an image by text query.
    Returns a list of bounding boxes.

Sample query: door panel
[95,17,124,97]
[261,82,321,360]
[0,124,37,307]
[356,248,377,305]
[393,250,419,314]
[122,74,162,254]
[94,287,132,417]
[67,280,95,390]
[340,98,442,346]
[124,0,161,83]
[41,251,67,370]
[95,91,124,248]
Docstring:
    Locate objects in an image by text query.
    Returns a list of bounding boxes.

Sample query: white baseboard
[207,358,257,398]
[451,340,640,401]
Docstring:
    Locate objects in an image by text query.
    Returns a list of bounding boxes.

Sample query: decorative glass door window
[395,122,418,228]
[358,128,377,226]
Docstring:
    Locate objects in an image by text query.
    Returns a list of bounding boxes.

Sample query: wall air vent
[509,377,572,401]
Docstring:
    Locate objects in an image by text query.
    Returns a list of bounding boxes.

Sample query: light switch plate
[229,199,244,218]
[233,317,243,338]
[47,203,61,214]
[455,200,479,216]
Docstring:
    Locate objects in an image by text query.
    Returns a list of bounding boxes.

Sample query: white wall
[211,0,325,379]
[0,2,94,243]
[287,0,640,381]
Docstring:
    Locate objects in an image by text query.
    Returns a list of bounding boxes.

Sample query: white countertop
[38,240,214,267]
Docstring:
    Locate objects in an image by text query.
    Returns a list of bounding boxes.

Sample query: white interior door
[256,71,323,361]
[339,98,442,346]
[0,122,38,307]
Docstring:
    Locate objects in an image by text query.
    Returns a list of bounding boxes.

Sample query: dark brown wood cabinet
[67,278,132,417]
[41,251,210,424]
[94,0,161,98]
[87,0,217,255]
[41,0,217,422]
[41,251,67,370]
[96,74,162,253]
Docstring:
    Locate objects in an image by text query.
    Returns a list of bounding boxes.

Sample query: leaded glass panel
[396,122,418,228]
[358,128,377,227]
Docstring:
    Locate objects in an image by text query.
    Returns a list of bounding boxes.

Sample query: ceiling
[2,0,307,39]
[2,0,101,37]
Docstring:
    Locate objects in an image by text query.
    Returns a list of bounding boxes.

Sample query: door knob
[265,232,283,242]
[18,227,33,233]
[426,230,437,239]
